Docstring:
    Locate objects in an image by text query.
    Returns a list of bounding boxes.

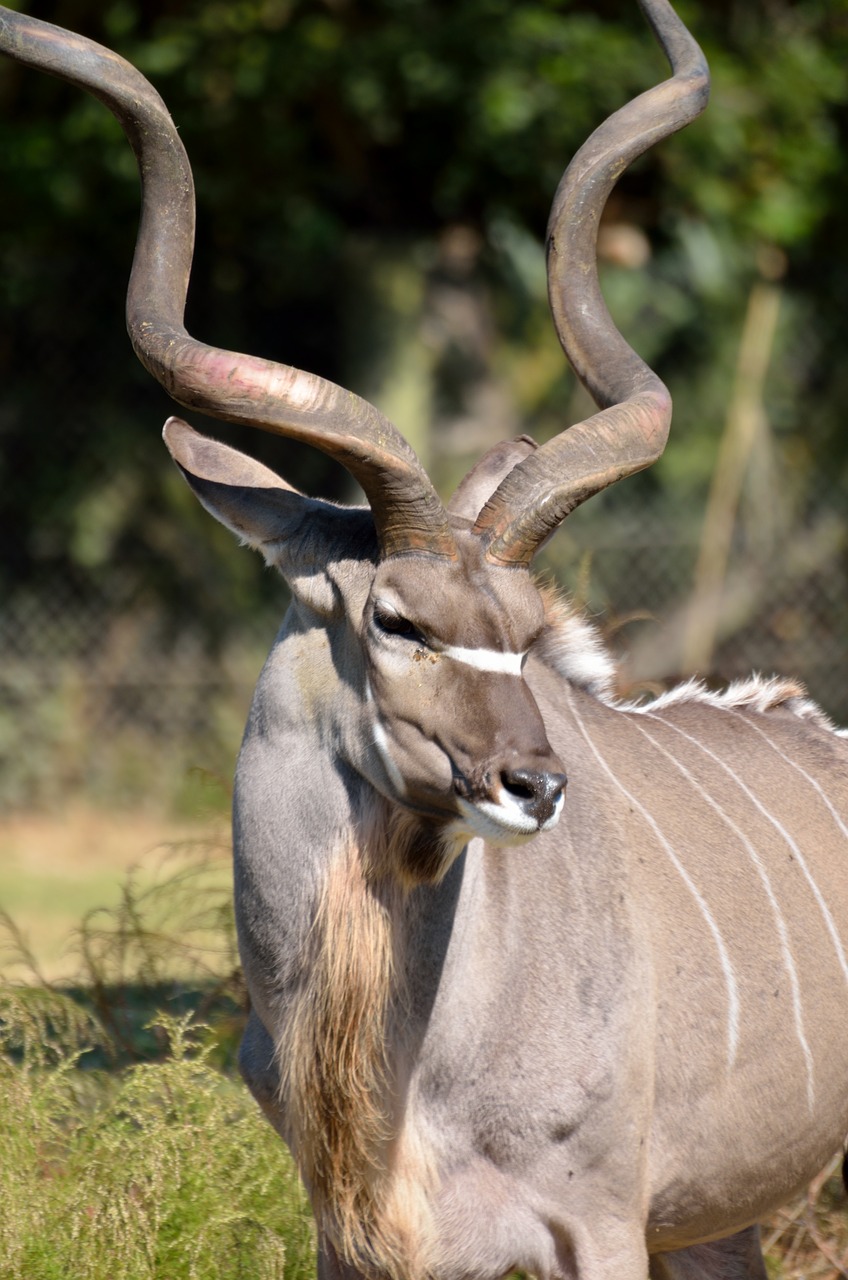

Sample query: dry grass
[764,1157,848,1279]
[0,806,229,981]
[1,808,847,1277]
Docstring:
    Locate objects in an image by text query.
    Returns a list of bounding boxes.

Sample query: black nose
[501,768,567,824]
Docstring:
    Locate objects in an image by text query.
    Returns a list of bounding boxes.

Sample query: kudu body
[4,3,848,1278]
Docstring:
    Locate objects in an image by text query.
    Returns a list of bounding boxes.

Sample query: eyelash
[374,608,426,645]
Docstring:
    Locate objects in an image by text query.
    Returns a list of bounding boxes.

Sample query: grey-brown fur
[223,482,848,1278]
[2,2,846,1278]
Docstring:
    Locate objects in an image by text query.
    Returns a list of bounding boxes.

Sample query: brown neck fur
[279,795,439,1278]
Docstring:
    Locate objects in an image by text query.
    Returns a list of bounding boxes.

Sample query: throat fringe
[279,796,438,1279]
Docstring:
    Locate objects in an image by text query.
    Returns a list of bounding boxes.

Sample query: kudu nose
[500,767,567,826]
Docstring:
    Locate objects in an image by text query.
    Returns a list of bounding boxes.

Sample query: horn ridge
[0,8,456,562]
[474,0,709,567]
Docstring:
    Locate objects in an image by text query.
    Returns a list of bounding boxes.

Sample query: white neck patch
[440,645,525,675]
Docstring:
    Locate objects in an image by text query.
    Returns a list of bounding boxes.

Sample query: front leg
[238,1006,289,1141]
[317,1235,370,1280]
[649,1227,768,1280]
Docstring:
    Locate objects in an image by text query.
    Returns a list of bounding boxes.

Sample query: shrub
[0,999,315,1280]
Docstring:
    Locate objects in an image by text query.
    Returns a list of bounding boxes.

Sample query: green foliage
[3,0,848,600]
[0,856,314,1278]
[0,982,105,1069]
[3,0,848,794]
[0,1006,315,1279]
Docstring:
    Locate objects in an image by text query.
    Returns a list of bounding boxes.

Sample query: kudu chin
[4,3,848,1279]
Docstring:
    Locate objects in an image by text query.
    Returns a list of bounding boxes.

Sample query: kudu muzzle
[445,674,568,839]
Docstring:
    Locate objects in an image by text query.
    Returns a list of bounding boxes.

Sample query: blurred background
[6,5,848,1269]
[2,0,848,963]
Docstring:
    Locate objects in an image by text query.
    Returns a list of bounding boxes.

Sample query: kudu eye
[373,606,425,644]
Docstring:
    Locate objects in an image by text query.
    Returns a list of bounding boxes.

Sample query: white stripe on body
[727,708,848,844]
[565,688,740,1068]
[629,716,815,1110]
[640,710,848,988]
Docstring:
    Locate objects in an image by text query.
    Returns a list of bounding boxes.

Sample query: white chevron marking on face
[373,719,407,797]
[440,645,525,675]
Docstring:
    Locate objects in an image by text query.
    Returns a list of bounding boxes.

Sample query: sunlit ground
[0,805,231,981]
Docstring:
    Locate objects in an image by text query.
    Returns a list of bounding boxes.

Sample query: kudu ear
[164,417,302,545]
[447,436,538,522]
[163,418,377,610]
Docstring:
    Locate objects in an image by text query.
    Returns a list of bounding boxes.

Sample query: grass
[1,810,847,1279]
[0,823,316,1279]
[764,1158,848,1279]
[0,999,315,1280]
[0,807,230,982]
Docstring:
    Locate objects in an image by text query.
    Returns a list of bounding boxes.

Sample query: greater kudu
[3,3,848,1278]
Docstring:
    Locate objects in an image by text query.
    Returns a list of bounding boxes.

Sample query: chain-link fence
[0,574,279,812]
[3,487,847,814]
[556,494,848,716]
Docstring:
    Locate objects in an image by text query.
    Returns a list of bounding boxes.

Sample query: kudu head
[0,1,708,868]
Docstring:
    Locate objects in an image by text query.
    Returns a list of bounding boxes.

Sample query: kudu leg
[240,1011,371,1280]
[238,1007,289,1139]
[317,1237,370,1280]
[649,1226,768,1280]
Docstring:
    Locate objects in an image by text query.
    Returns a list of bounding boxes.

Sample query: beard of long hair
[278,793,443,1279]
